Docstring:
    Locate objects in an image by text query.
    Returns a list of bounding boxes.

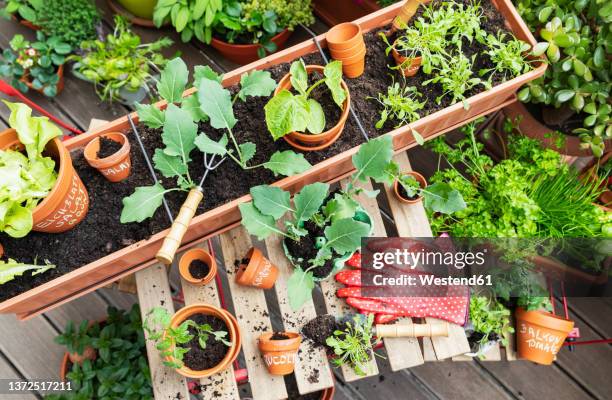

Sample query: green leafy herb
[370,81,425,129]
[0,258,55,285]
[326,314,379,376]
[468,295,514,356]
[37,0,99,48]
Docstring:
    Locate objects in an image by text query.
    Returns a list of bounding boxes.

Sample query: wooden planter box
[312,0,382,26]
[0,0,546,319]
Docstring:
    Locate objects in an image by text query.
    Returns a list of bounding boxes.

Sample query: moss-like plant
[38,0,100,48]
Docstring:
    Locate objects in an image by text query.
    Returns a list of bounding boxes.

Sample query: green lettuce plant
[0,101,62,238]
[0,258,55,285]
[0,0,43,24]
[264,59,347,140]
[38,0,100,48]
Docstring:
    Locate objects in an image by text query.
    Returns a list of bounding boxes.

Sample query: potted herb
[143,304,240,378]
[325,314,379,376]
[178,248,218,286]
[0,0,43,29]
[70,16,172,105]
[0,101,89,237]
[258,331,302,375]
[37,0,101,48]
[0,33,72,97]
[515,307,574,365]
[464,295,514,359]
[54,320,97,365]
[265,59,350,151]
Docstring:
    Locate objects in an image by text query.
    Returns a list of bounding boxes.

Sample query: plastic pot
[178,248,217,286]
[166,304,241,378]
[108,0,158,26]
[210,29,292,65]
[235,248,279,289]
[84,132,131,182]
[274,65,350,151]
[22,64,65,96]
[258,332,302,376]
[515,307,574,365]
[394,171,427,204]
[0,128,89,233]
[392,46,422,77]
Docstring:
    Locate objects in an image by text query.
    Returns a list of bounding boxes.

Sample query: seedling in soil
[370,80,425,129]
[0,258,55,284]
[480,32,533,85]
[326,313,379,376]
[423,51,483,108]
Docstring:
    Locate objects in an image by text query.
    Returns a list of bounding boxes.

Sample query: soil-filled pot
[394,171,427,204]
[179,247,217,286]
[392,46,422,77]
[107,0,158,26]
[235,247,279,289]
[84,132,132,182]
[211,29,292,65]
[515,307,574,365]
[22,64,65,96]
[166,304,241,378]
[258,332,302,375]
[275,65,350,151]
[0,128,89,233]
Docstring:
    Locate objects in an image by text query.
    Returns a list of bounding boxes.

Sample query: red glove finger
[335,270,361,286]
[345,252,361,268]
[346,297,406,315]
[375,314,398,324]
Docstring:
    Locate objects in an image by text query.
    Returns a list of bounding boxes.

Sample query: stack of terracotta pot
[326,22,367,78]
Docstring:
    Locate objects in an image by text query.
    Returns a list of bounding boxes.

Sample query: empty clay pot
[392,47,422,77]
[394,171,427,204]
[179,248,217,286]
[235,248,279,289]
[326,22,366,78]
[515,307,574,365]
[258,332,302,375]
[84,132,131,182]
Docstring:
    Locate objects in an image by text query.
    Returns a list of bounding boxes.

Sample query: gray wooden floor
[0,2,611,399]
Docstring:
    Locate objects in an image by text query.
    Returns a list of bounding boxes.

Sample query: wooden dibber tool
[387,0,424,35]
[375,322,449,338]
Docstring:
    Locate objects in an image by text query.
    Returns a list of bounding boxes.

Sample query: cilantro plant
[0,258,55,285]
[0,0,43,24]
[0,101,62,237]
[480,32,534,85]
[468,295,514,357]
[370,81,425,129]
[143,307,230,369]
[264,59,347,140]
[326,314,380,376]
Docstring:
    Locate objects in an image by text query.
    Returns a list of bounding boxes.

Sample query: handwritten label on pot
[264,352,296,367]
[519,324,563,355]
[102,160,130,177]
[35,175,88,231]
[253,260,273,286]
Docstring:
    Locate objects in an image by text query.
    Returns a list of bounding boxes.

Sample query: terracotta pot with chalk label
[235,248,278,289]
[84,132,131,182]
[515,307,574,365]
[258,332,301,375]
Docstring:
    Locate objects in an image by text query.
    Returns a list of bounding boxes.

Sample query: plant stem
[305,78,327,97]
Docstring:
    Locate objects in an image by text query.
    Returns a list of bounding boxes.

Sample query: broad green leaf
[121,184,167,223]
[324,193,359,223]
[238,202,281,240]
[250,185,291,219]
[194,133,228,156]
[181,94,207,122]
[265,89,310,140]
[289,59,308,95]
[238,70,277,101]
[294,182,329,222]
[136,103,165,128]
[352,136,394,182]
[593,47,605,68]
[175,6,189,32]
[239,142,256,165]
[263,150,311,177]
[423,182,466,214]
[324,218,370,254]
[555,89,575,103]
[197,78,237,130]
[33,118,61,157]
[162,104,197,166]
[3,100,35,146]
[531,42,549,56]
[153,149,187,178]
[306,99,325,134]
[287,268,315,311]
[3,204,32,238]
[157,58,189,104]
[193,65,222,86]
[324,61,347,107]
[0,258,55,284]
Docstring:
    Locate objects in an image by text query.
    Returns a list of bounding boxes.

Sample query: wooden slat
[44,292,109,328]
[0,354,37,399]
[179,242,240,400]
[135,263,189,400]
[385,152,470,360]
[219,227,287,400]
[264,223,334,395]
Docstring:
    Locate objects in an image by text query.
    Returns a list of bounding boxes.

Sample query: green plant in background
[241,0,314,31]
[70,16,172,104]
[54,320,93,356]
[38,0,100,48]
[0,0,42,24]
[326,314,380,376]
[371,81,425,128]
[0,101,61,238]
[0,33,71,97]
[46,305,153,400]
[468,295,514,357]
[0,258,55,285]
[153,0,224,43]
[480,32,534,84]
[265,59,347,139]
[376,0,400,6]
[515,0,611,157]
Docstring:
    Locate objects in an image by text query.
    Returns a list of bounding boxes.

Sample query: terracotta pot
[59,352,70,381]
[166,304,241,378]
[392,47,422,77]
[503,101,612,156]
[515,307,574,365]
[321,384,335,400]
[210,29,292,65]
[235,248,278,289]
[258,332,302,375]
[178,248,217,286]
[22,64,65,96]
[394,171,427,204]
[328,40,366,59]
[326,22,364,51]
[0,128,89,234]
[10,14,41,30]
[274,65,351,151]
[83,132,132,182]
[68,346,97,365]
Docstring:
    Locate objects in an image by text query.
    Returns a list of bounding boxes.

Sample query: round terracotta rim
[83,132,130,168]
[394,171,427,204]
[178,248,218,286]
[515,307,574,333]
[326,22,363,48]
[283,125,344,152]
[392,47,422,77]
[210,28,290,50]
[258,332,302,352]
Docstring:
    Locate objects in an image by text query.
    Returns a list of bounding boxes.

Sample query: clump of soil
[188,260,210,279]
[182,313,230,371]
[97,136,122,158]
[270,332,290,340]
[302,315,342,349]
[284,221,336,279]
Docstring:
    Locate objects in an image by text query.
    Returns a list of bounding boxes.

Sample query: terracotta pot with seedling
[84,132,132,182]
[179,248,217,286]
[515,307,574,365]
[235,248,279,289]
[326,22,367,78]
[144,304,241,378]
[258,332,302,375]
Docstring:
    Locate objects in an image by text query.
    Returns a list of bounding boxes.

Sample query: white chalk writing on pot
[264,353,296,367]
[253,261,272,286]
[103,160,130,176]
[35,175,88,229]
[519,323,562,355]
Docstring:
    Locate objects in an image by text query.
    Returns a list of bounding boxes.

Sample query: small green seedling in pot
[264,58,347,140]
[326,313,380,376]
[479,32,533,85]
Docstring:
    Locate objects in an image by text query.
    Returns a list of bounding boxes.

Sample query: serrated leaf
[290,59,308,95]
[306,99,325,134]
[263,150,311,177]
[121,184,167,223]
[158,58,189,104]
[162,104,197,165]
[423,182,466,214]
[153,149,187,178]
[197,78,237,130]
[352,136,394,182]
[238,70,277,101]
[250,185,292,219]
[294,182,329,222]
[324,61,347,107]
[287,267,315,311]
[264,89,309,140]
[136,103,165,128]
[238,142,256,165]
[324,218,370,254]
[238,202,281,240]
[194,133,228,156]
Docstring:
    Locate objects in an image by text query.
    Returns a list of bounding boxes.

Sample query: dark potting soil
[97,136,122,159]
[0,0,513,302]
[182,313,230,371]
[283,221,336,279]
[302,314,342,350]
[188,259,210,279]
[270,332,290,340]
[398,184,420,201]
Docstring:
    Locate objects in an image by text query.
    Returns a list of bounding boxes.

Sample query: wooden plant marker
[219,227,288,400]
[384,152,470,361]
[264,223,334,395]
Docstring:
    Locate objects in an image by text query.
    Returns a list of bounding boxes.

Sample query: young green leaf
[352,136,394,182]
[423,179,466,214]
[306,99,325,134]
[161,104,197,165]
[193,65,222,86]
[153,149,188,179]
[250,185,292,219]
[324,218,370,254]
[289,59,309,95]
[0,258,55,284]
[158,58,189,104]
[263,150,312,177]
[239,202,282,240]
[181,95,208,123]
[136,103,165,128]
[324,194,359,223]
[294,182,330,222]
[197,78,237,130]
[324,61,347,107]
[238,70,277,101]
[194,133,228,156]
[264,90,309,140]
[287,267,315,311]
[121,184,167,223]
[239,142,256,165]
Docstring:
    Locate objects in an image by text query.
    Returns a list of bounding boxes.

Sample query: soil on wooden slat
[188,260,210,279]
[182,313,230,371]
[97,136,122,159]
[0,0,513,302]
[302,314,342,349]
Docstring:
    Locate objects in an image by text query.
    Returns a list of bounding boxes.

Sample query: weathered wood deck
[1,4,611,399]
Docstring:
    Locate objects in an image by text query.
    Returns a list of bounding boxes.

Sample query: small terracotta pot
[166,304,241,378]
[68,346,97,365]
[394,171,427,204]
[0,242,4,258]
[274,65,351,151]
[22,64,65,96]
[392,46,422,77]
[235,248,279,289]
[329,40,366,59]
[340,46,367,78]
[0,128,89,233]
[108,0,158,27]
[178,248,217,286]
[515,307,574,365]
[11,14,41,30]
[258,332,302,375]
[210,29,292,65]
[83,132,131,182]
[326,22,363,51]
